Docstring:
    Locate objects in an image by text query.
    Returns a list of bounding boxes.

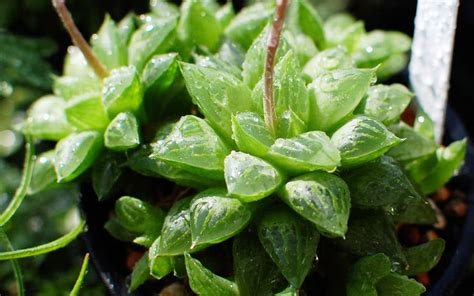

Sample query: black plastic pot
[79,106,474,296]
[427,108,474,296]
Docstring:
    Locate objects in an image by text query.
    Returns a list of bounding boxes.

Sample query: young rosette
[26,0,464,295]
[22,6,195,193]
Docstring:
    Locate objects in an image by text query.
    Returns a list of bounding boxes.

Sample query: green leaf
[225,151,283,202]
[353,30,411,69]
[417,139,467,195]
[197,0,220,12]
[62,46,97,80]
[54,131,103,182]
[225,2,274,50]
[303,47,353,81]
[257,205,320,287]
[387,122,437,163]
[334,209,407,270]
[92,153,123,201]
[142,53,179,103]
[28,150,56,195]
[356,84,413,125]
[128,145,221,189]
[148,240,173,279]
[216,2,235,29]
[275,287,298,296]
[252,50,310,131]
[115,196,165,237]
[402,239,445,276]
[280,172,350,237]
[284,31,318,66]
[136,123,216,180]
[287,0,325,48]
[324,14,365,51]
[185,253,239,296]
[376,53,408,81]
[331,116,401,167]
[117,13,136,46]
[342,156,423,209]
[150,0,180,18]
[65,93,110,131]
[242,27,290,89]
[151,115,231,180]
[233,230,286,296]
[308,68,376,131]
[218,40,245,69]
[275,108,307,139]
[403,153,439,187]
[104,217,139,242]
[391,196,437,225]
[24,95,73,141]
[128,16,177,72]
[157,197,193,256]
[194,53,242,79]
[180,62,253,141]
[102,66,144,118]
[53,75,101,101]
[190,188,252,246]
[91,14,127,70]
[129,252,150,292]
[266,131,341,174]
[376,273,425,296]
[231,112,274,155]
[172,256,187,278]
[413,109,435,140]
[346,254,391,296]
[178,0,222,51]
[104,112,141,151]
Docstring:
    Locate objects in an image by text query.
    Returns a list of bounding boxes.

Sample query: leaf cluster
[19,0,467,295]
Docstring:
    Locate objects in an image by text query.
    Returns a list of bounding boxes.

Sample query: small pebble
[416,272,430,286]
[401,107,416,126]
[127,250,144,271]
[160,282,189,296]
[433,187,450,203]
[398,225,421,246]
[445,199,468,217]
[425,230,439,241]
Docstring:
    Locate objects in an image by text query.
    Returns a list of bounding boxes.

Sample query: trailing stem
[0,135,34,227]
[263,0,289,136]
[52,0,108,79]
[70,253,90,296]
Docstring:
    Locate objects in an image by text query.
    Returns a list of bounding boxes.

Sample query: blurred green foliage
[0,1,121,294]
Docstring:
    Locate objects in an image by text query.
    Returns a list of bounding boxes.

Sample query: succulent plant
[1,0,467,295]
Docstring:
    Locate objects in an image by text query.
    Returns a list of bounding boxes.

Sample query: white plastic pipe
[409,0,460,143]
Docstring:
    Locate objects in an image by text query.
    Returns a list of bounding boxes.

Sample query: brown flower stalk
[263,0,289,136]
[52,0,108,79]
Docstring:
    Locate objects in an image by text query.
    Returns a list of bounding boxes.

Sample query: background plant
[0,30,104,295]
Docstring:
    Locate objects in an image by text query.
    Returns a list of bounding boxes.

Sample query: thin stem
[52,0,108,79]
[70,253,90,296]
[0,220,85,260]
[0,228,25,296]
[263,0,289,136]
[0,135,35,227]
